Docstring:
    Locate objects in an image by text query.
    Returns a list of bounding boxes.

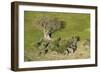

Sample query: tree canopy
[34,15,64,40]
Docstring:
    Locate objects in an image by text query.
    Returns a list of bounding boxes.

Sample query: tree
[34,15,64,40]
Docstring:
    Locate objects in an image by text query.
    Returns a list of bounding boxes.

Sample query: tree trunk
[44,29,51,40]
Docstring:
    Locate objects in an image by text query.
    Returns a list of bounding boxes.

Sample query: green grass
[24,11,90,61]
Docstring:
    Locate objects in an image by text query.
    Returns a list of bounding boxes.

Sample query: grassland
[24,11,90,61]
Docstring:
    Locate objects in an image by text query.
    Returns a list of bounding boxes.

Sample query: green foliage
[34,36,79,54]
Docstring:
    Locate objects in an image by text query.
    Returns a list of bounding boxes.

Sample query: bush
[34,36,80,55]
